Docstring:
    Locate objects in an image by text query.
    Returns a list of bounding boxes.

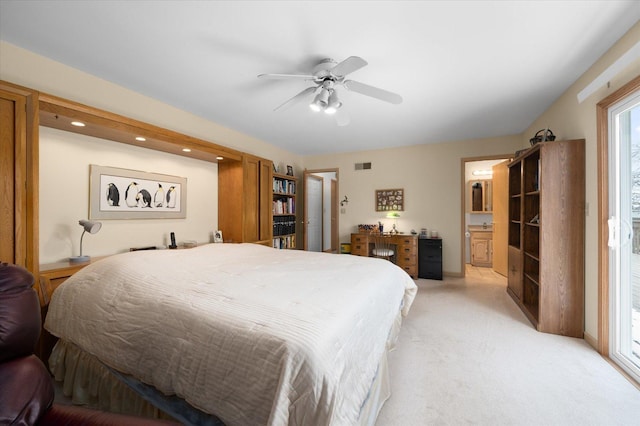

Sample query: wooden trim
[38,92,243,163]
[596,74,640,356]
[0,80,39,274]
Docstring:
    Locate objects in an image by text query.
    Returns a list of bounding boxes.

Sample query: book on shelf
[273,216,296,236]
[273,178,296,194]
[273,198,295,215]
[273,234,295,249]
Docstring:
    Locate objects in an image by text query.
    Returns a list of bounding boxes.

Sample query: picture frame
[286,165,294,176]
[214,230,223,243]
[375,188,404,212]
[89,165,187,220]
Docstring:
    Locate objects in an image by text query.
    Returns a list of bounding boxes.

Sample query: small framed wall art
[375,188,404,212]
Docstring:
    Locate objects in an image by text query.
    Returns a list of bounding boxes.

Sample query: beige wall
[303,135,522,275]
[39,127,219,263]
[522,21,640,342]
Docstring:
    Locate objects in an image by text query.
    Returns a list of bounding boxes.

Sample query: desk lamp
[386,211,400,234]
[70,219,102,263]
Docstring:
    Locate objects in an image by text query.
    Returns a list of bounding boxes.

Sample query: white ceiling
[1,1,639,156]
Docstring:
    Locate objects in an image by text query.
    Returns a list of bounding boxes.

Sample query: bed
[44,243,417,425]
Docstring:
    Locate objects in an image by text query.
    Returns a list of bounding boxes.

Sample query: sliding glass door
[608,91,640,383]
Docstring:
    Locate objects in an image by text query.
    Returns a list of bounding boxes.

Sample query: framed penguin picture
[214,230,223,243]
[89,165,187,220]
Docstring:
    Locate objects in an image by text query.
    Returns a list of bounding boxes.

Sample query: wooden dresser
[350,233,418,278]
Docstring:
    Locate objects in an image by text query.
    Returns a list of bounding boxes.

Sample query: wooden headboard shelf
[39,93,243,164]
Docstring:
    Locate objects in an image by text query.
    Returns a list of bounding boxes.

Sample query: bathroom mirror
[469,179,492,213]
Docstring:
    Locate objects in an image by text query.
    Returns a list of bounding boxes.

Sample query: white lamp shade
[79,219,102,234]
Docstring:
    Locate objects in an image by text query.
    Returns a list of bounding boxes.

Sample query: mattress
[45,243,417,426]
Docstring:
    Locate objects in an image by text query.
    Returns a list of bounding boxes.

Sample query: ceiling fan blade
[330,56,368,78]
[258,73,314,80]
[343,80,403,104]
[273,86,318,111]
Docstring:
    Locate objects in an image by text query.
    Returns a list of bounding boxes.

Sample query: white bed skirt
[49,338,394,426]
[49,339,174,420]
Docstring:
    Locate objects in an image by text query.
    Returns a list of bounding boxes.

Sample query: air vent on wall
[355,162,372,170]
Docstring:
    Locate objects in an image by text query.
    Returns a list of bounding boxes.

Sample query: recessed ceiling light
[135,136,146,141]
[71,121,85,127]
[182,148,191,152]
[216,156,224,161]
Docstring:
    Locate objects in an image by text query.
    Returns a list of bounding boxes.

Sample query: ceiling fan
[258,56,402,125]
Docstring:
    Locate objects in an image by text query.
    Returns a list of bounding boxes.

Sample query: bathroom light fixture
[182,148,192,152]
[69,220,102,263]
[135,136,146,141]
[71,121,85,127]
[216,156,224,161]
[472,169,493,176]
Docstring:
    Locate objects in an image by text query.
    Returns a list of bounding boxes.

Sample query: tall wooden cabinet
[218,154,273,246]
[507,139,585,337]
[0,81,39,273]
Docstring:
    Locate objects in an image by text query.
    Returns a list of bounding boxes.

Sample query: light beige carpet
[376,267,640,426]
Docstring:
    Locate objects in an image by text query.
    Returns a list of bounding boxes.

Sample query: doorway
[460,156,511,278]
[304,169,339,253]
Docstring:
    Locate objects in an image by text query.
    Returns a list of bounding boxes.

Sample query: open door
[304,172,323,251]
[492,160,509,276]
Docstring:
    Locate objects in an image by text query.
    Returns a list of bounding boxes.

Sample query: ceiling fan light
[309,100,323,112]
[325,90,342,114]
[310,89,330,112]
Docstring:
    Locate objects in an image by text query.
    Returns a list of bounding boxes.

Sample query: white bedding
[45,243,417,426]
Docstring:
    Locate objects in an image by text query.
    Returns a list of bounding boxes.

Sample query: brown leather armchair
[0,262,180,425]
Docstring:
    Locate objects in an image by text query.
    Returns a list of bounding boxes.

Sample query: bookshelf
[507,139,584,337]
[272,173,297,249]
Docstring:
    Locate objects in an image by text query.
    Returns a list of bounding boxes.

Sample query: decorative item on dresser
[507,139,585,337]
[350,233,417,279]
[272,172,297,249]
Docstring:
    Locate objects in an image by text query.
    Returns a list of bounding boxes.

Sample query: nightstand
[37,256,107,363]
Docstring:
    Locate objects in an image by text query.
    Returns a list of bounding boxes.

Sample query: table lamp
[386,211,400,234]
[70,219,102,263]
